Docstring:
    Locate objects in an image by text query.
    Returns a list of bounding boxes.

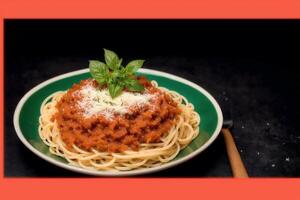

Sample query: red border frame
[1,0,300,199]
[1,0,300,18]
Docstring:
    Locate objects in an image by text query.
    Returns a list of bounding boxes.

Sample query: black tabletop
[4,20,300,177]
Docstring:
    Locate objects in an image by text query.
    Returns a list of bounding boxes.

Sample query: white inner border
[13,68,223,176]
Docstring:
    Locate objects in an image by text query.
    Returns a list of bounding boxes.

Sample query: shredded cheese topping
[75,84,157,119]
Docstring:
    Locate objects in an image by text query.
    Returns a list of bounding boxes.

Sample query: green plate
[14,68,223,176]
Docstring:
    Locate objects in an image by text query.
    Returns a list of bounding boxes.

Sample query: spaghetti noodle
[38,80,200,171]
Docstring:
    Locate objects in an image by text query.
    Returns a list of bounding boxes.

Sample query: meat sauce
[54,77,181,153]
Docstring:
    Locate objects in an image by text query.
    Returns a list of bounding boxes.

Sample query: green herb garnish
[89,49,145,98]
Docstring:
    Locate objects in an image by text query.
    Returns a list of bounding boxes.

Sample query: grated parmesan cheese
[75,84,157,119]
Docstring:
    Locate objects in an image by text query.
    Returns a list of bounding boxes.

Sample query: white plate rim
[13,68,223,176]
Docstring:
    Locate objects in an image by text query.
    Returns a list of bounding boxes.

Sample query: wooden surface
[222,128,249,178]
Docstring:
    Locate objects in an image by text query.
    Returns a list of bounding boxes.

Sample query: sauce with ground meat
[54,76,181,153]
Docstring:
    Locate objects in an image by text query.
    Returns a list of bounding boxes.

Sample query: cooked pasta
[38,79,200,171]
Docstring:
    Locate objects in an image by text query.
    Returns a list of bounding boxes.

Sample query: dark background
[4,20,300,177]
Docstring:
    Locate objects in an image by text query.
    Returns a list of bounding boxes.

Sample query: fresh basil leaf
[107,74,113,84]
[89,60,108,84]
[104,49,119,68]
[89,50,146,98]
[94,76,107,85]
[120,67,129,76]
[111,70,120,79]
[117,58,123,68]
[109,57,121,70]
[125,60,144,74]
[123,77,136,86]
[127,83,144,92]
[109,83,124,98]
[89,60,108,75]
[118,70,128,79]
[126,79,144,92]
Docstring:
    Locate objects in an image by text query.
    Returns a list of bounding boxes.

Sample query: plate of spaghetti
[14,50,223,176]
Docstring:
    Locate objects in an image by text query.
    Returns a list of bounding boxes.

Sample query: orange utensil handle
[222,128,249,178]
